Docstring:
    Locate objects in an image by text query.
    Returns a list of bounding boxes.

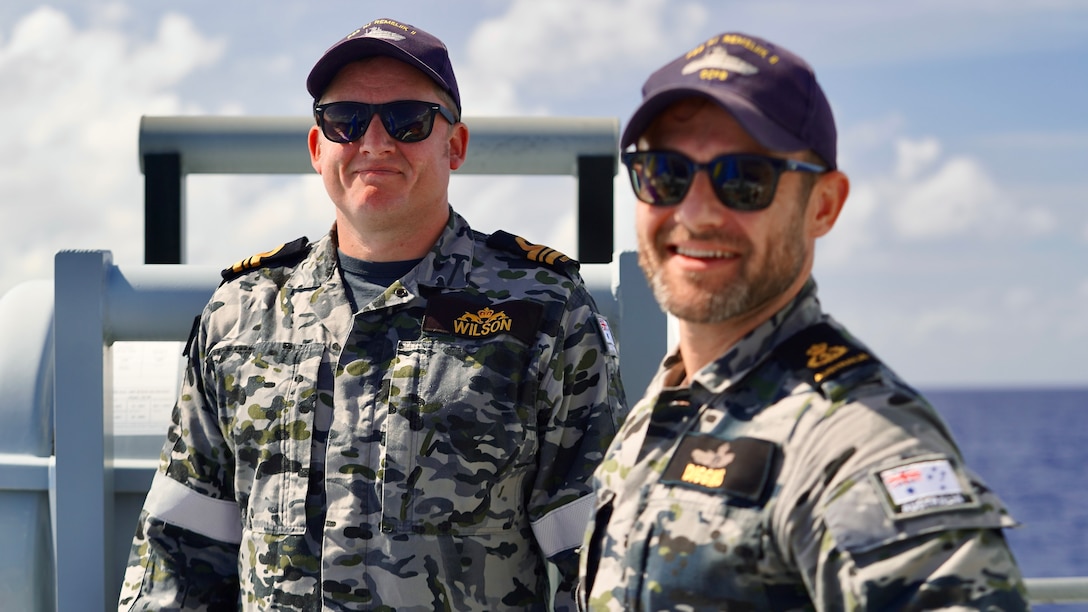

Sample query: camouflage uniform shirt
[579,280,1029,611]
[119,210,627,611]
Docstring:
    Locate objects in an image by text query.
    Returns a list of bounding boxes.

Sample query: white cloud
[911,304,991,338]
[830,123,1059,249]
[888,152,1060,240]
[0,7,223,295]
[460,0,707,114]
[894,137,941,180]
[720,0,1088,70]
[891,155,1003,238]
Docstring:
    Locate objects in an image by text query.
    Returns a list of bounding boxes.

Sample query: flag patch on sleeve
[872,456,980,519]
[596,315,618,356]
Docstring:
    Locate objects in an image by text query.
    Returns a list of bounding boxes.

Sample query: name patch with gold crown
[423,293,543,344]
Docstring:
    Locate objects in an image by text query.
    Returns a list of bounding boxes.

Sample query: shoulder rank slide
[220,237,310,282]
[486,230,579,277]
[774,322,879,393]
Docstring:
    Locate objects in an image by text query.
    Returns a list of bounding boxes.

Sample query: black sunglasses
[313,100,457,144]
[621,150,826,211]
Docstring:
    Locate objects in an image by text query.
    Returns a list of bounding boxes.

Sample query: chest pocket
[627,435,780,609]
[211,341,324,534]
[380,335,537,535]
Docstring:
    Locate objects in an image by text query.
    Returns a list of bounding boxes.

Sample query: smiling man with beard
[577,32,1029,611]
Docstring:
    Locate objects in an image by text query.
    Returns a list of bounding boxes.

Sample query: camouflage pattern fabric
[118,209,627,611]
[578,280,1030,611]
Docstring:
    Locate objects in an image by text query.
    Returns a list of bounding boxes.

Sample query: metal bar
[53,250,114,610]
[0,454,52,491]
[143,153,184,264]
[1024,577,1088,604]
[113,459,159,495]
[0,279,54,457]
[104,265,219,342]
[138,115,620,266]
[577,155,615,263]
[138,115,618,176]
[613,251,667,402]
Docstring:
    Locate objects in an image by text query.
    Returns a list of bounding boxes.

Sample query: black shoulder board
[486,230,579,277]
[774,322,881,394]
[220,237,311,282]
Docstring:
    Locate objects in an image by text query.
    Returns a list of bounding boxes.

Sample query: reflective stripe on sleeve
[144,470,243,544]
[530,493,595,558]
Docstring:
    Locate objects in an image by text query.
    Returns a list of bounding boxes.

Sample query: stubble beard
[639,214,808,325]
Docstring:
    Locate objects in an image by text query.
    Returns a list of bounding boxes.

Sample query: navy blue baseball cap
[307,18,461,114]
[622,33,836,169]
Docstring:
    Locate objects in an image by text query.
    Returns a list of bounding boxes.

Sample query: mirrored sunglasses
[313,100,457,144]
[621,150,826,211]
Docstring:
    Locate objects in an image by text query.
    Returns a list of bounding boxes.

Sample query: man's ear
[807,170,849,239]
[307,125,323,174]
[447,122,469,171]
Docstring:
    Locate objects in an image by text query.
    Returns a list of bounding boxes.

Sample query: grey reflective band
[530,493,595,558]
[144,470,243,544]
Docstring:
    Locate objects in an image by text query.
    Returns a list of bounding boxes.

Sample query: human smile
[673,246,738,259]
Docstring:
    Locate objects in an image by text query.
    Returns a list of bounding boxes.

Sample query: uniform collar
[685,278,824,397]
[283,207,476,294]
[399,207,475,292]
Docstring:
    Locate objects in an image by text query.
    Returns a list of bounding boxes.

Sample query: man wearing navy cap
[118,18,626,610]
[577,33,1029,610]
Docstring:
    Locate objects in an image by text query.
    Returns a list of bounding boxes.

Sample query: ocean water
[924,387,1088,609]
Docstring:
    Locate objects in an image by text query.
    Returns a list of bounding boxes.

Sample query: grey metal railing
[138,115,619,264]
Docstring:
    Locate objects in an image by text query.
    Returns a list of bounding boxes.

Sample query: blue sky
[1,0,1086,387]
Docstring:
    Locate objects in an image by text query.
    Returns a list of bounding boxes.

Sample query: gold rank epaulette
[220,236,311,282]
[774,322,881,397]
[486,230,580,278]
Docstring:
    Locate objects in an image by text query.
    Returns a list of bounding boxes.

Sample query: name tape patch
[661,435,776,503]
[423,293,542,344]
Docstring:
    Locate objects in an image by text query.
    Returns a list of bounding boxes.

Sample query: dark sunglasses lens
[709,156,777,211]
[317,104,369,143]
[320,103,368,143]
[380,102,437,143]
[627,152,694,206]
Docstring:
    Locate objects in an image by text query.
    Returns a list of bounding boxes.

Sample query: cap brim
[620,84,809,154]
